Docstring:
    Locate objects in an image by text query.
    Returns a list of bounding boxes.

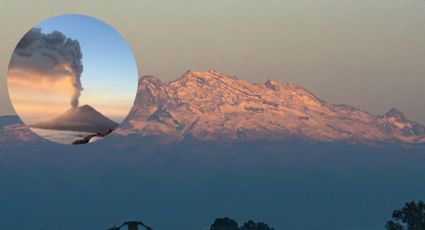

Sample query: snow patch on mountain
[115,70,425,144]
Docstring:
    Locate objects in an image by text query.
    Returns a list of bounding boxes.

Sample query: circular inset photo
[7,14,138,145]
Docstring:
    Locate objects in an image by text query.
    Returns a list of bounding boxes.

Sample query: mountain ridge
[116,70,425,144]
[2,70,424,144]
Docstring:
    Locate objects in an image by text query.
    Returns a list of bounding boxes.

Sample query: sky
[0,0,424,123]
[5,14,138,124]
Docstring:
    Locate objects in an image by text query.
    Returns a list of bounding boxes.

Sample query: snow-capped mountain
[116,70,425,144]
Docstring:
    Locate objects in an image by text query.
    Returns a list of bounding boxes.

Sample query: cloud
[8,28,83,108]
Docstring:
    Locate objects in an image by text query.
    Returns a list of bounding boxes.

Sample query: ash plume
[9,28,83,108]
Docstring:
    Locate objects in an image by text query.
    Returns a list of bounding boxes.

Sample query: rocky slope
[116,70,425,144]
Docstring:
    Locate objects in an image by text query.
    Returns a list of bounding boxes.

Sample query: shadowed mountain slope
[30,105,118,133]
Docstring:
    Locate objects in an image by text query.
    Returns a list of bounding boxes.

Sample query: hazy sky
[1,0,424,123]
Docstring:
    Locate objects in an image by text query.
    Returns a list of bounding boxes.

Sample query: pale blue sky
[37,14,138,120]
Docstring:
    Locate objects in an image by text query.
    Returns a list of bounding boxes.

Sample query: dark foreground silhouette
[386,201,425,230]
[72,128,114,145]
[210,218,274,230]
[106,218,273,230]
[107,221,152,230]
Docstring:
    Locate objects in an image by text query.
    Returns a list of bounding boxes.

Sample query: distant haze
[0,1,424,124]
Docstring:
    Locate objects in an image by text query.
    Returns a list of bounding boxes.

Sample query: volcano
[29,105,119,133]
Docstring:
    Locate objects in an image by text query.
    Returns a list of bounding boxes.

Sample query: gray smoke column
[9,28,83,108]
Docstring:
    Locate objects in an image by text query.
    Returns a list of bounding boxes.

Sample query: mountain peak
[177,69,238,83]
[385,108,406,121]
[79,104,91,108]
[139,75,162,86]
[77,104,95,111]
[264,79,281,91]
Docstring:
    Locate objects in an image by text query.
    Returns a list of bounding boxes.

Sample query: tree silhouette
[210,217,238,230]
[210,218,274,230]
[386,201,425,230]
[239,220,274,230]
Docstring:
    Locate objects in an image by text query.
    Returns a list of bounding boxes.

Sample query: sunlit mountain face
[115,70,425,144]
[3,70,425,145]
